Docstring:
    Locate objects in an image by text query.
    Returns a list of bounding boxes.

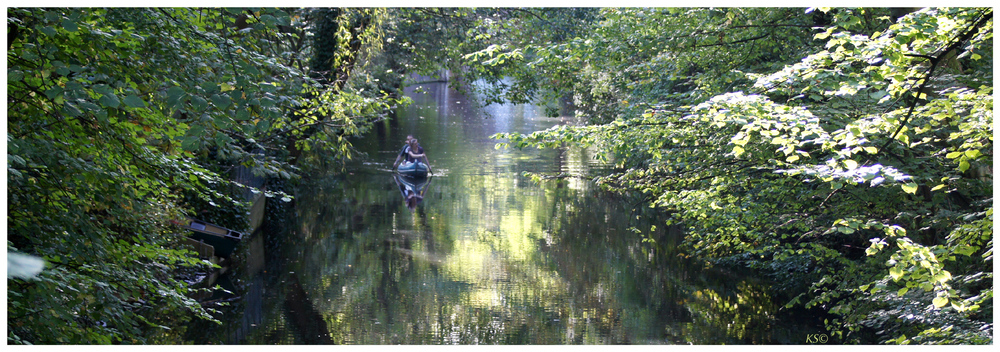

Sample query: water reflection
[191,82,821,344]
[393,173,432,211]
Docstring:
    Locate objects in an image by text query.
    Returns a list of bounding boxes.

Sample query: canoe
[397,160,429,177]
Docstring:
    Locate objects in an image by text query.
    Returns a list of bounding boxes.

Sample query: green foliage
[465,8,824,121]
[484,7,992,344]
[372,8,601,107]
[371,8,475,94]
[7,7,393,344]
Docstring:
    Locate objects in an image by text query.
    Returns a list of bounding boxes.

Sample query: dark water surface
[189,82,822,344]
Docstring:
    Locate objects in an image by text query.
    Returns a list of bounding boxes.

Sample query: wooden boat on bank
[176,217,244,257]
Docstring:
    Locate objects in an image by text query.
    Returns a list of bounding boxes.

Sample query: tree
[7,7,392,343]
[484,7,992,344]
[372,8,602,110]
[281,8,391,165]
[371,8,478,97]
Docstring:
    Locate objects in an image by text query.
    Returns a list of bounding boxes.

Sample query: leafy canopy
[7,7,392,344]
[474,7,992,344]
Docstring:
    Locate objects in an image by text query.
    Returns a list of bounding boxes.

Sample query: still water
[190,82,822,344]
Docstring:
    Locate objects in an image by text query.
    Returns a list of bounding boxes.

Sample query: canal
[188,81,824,344]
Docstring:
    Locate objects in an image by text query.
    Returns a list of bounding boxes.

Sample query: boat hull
[398,161,428,177]
[178,218,243,257]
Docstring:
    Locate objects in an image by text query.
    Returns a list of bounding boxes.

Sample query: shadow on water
[188,82,825,344]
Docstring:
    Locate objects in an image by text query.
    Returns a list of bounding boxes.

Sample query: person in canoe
[391,134,414,170]
[397,138,433,176]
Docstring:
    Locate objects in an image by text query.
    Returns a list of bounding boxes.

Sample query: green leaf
[61,19,78,32]
[889,266,904,280]
[732,145,745,157]
[191,96,208,112]
[8,70,24,82]
[45,87,64,100]
[62,102,82,116]
[214,115,232,129]
[93,84,112,95]
[260,14,278,26]
[236,109,251,121]
[167,86,186,105]
[123,95,146,108]
[78,101,101,112]
[958,161,970,172]
[844,159,858,170]
[932,271,952,283]
[210,94,232,109]
[99,93,120,108]
[40,26,58,36]
[945,151,963,159]
[181,136,200,151]
[901,182,918,194]
[932,296,948,308]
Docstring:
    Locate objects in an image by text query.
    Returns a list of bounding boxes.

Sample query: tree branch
[875,9,993,155]
[692,33,770,48]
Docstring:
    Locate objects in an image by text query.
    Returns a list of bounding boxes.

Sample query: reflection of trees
[283,274,334,344]
[203,152,816,344]
[264,152,812,344]
[214,84,819,343]
[544,188,816,344]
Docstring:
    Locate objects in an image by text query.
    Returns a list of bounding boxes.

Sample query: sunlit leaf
[732,145,745,157]
[889,266,904,280]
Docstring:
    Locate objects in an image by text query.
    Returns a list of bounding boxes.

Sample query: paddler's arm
[392,155,402,169]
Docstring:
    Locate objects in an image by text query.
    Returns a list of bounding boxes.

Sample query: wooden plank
[182,238,215,258]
